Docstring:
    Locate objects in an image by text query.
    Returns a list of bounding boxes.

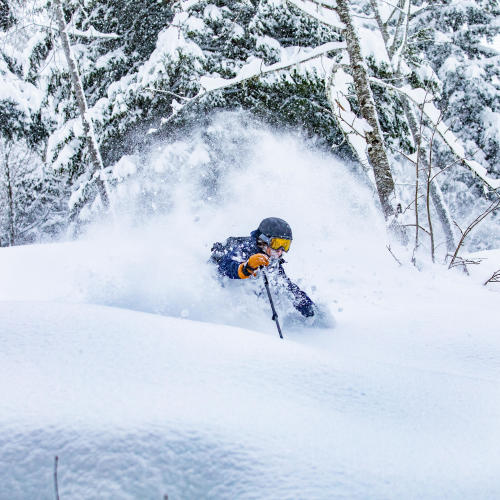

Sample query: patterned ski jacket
[216,230,315,317]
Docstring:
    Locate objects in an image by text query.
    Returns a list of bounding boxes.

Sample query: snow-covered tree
[0,1,68,245]
[1,0,497,254]
[0,135,67,246]
[385,0,498,252]
[413,0,499,174]
[52,0,112,215]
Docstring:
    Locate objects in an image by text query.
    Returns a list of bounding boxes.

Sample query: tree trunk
[388,0,407,59]
[335,0,397,220]
[369,0,389,45]
[2,146,15,246]
[54,0,109,209]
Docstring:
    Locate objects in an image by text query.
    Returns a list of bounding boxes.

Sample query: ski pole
[262,269,284,339]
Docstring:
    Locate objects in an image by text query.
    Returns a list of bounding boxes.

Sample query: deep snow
[1,116,500,499]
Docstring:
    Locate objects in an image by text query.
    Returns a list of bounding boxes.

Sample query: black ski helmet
[257,217,293,241]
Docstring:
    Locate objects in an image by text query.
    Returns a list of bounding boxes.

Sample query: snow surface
[1,115,500,499]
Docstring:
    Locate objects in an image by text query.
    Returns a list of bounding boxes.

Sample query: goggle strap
[259,233,271,245]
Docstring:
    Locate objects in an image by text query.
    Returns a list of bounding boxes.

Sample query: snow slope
[1,295,500,500]
[1,115,500,499]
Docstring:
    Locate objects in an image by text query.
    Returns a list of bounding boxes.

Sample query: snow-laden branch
[200,42,345,91]
[369,77,500,191]
[66,26,120,40]
[379,0,408,15]
[149,41,346,125]
[309,0,338,8]
[286,0,345,31]
[178,0,203,11]
[327,68,373,175]
[32,22,120,39]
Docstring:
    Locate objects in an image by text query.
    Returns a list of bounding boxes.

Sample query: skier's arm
[219,252,269,279]
[218,252,242,279]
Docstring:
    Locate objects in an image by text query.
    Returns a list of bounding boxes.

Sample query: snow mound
[1,301,500,499]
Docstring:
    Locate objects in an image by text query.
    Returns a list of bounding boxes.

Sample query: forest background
[0,0,498,267]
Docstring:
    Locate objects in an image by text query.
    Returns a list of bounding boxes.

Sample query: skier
[212,217,316,318]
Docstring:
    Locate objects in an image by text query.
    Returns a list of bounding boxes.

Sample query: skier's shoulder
[210,233,255,264]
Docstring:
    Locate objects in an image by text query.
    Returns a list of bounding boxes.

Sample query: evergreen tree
[414,0,499,176]
[0,3,68,246]
[2,0,497,251]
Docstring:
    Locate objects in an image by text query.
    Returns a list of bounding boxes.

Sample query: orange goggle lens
[269,237,291,252]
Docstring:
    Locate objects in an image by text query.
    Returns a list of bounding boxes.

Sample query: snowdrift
[1,295,500,499]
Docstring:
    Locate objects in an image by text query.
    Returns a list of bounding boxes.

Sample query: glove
[238,253,269,279]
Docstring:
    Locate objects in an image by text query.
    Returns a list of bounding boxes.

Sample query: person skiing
[213,217,316,318]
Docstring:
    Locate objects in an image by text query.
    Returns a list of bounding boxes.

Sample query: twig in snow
[447,255,483,274]
[378,0,406,14]
[332,99,367,139]
[448,197,500,270]
[484,270,500,286]
[387,245,403,266]
[426,105,441,262]
[54,456,60,500]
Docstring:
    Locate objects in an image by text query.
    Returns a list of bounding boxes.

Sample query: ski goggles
[260,234,292,252]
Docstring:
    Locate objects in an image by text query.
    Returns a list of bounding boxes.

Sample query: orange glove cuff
[238,262,252,279]
[237,254,269,279]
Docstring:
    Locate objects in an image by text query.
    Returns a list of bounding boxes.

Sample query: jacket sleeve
[218,251,243,279]
[279,265,315,317]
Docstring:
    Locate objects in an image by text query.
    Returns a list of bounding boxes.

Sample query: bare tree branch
[448,198,500,269]
[387,244,403,265]
[484,270,500,286]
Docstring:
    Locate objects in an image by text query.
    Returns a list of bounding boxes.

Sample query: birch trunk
[369,0,389,45]
[54,0,109,209]
[388,0,407,58]
[3,147,15,246]
[335,0,397,219]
